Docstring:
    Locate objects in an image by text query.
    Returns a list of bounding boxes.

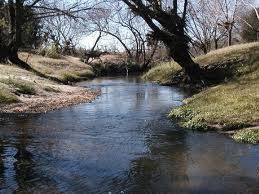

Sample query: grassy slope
[19,52,95,82]
[144,42,259,144]
[143,42,259,84]
[0,53,95,104]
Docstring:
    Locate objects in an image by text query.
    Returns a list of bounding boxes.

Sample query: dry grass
[0,89,18,103]
[19,52,95,82]
[143,42,259,84]
[143,61,181,84]
[195,42,259,65]
[0,78,36,95]
[0,54,98,113]
[166,42,259,143]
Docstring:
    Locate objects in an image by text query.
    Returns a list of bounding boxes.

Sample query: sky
[80,32,123,51]
[80,0,259,51]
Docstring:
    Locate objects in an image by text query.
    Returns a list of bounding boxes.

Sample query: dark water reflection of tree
[0,115,60,193]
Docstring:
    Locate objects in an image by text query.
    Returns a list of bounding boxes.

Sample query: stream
[0,76,259,194]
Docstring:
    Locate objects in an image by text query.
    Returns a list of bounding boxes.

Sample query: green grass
[0,89,18,103]
[0,79,36,95]
[43,86,60,93]
[60,72,81,83]
[60,70,95,83]
[144,42,259,144]
[143,61,181,84]
[169,80,259,131]
[76,69,95,78]
[168,45,259,132]
[232,127,259,144]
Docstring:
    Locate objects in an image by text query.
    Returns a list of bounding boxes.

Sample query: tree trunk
[163,37,203,82]
[142,41,158,70]
[228,27,233,46]
[202,44,208,54]
[86,32,102,63]
[214,39,218,50]
[169,47,202,82]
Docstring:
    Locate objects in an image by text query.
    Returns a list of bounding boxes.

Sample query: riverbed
[0,76,259,193]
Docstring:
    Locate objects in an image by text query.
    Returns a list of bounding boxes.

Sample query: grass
[143,61,181,84]
[76,69,95,79]
[169,80,259,131]
[43,86,60,93]
[0,79,36,95]
[144,42,259,144]
[60,72,81,82]
[0,89,18,103]
[0,52,96,107]
[18,52,95,82]
[144,42,259,84]
[232,127,259,144]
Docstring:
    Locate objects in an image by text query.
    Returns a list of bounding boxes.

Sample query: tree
[121,0,202,81]
[187,0,227,54]
[240,8,259,41]
[42,15,83,55]
[0,0,98,73]
[100,3,157,68]
[240,0,259,41]
[214,0,239,46]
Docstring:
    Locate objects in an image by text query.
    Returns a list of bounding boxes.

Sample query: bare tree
[239,0,259,40]
[0,0,100,72]
[120,0,203,81]
[107,5,157,68]
[42,15,84,55]
[213,0,240,46]
[188,0,227,54]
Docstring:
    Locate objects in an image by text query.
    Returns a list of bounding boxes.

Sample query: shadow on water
[0,76,259,194]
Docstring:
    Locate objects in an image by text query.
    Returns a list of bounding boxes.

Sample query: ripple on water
[0,76,259,194]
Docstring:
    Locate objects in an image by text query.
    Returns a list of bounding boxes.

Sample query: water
[0,76,259,194]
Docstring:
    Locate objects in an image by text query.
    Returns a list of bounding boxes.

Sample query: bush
[60,72,80,83]
[0,90,18,104]
[1,79,36,95]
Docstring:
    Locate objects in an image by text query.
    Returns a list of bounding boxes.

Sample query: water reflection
[0,76,258,193]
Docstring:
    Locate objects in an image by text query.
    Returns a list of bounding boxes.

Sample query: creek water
[0,76,259,194]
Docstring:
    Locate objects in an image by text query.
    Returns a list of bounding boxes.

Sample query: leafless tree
[120,0,203,81]
[0,0,101,73]
[239,0,259,40]
[188,0,227,54]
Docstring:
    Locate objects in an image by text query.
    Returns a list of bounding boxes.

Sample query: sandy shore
[0,85,99,113]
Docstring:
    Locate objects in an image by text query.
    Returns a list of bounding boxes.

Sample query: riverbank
[144,42,259,144]
[0,53,99,113]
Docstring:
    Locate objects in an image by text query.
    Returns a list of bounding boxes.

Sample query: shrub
[60,72,80,83]
[0,90,18,104]
[1,79,36,95]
